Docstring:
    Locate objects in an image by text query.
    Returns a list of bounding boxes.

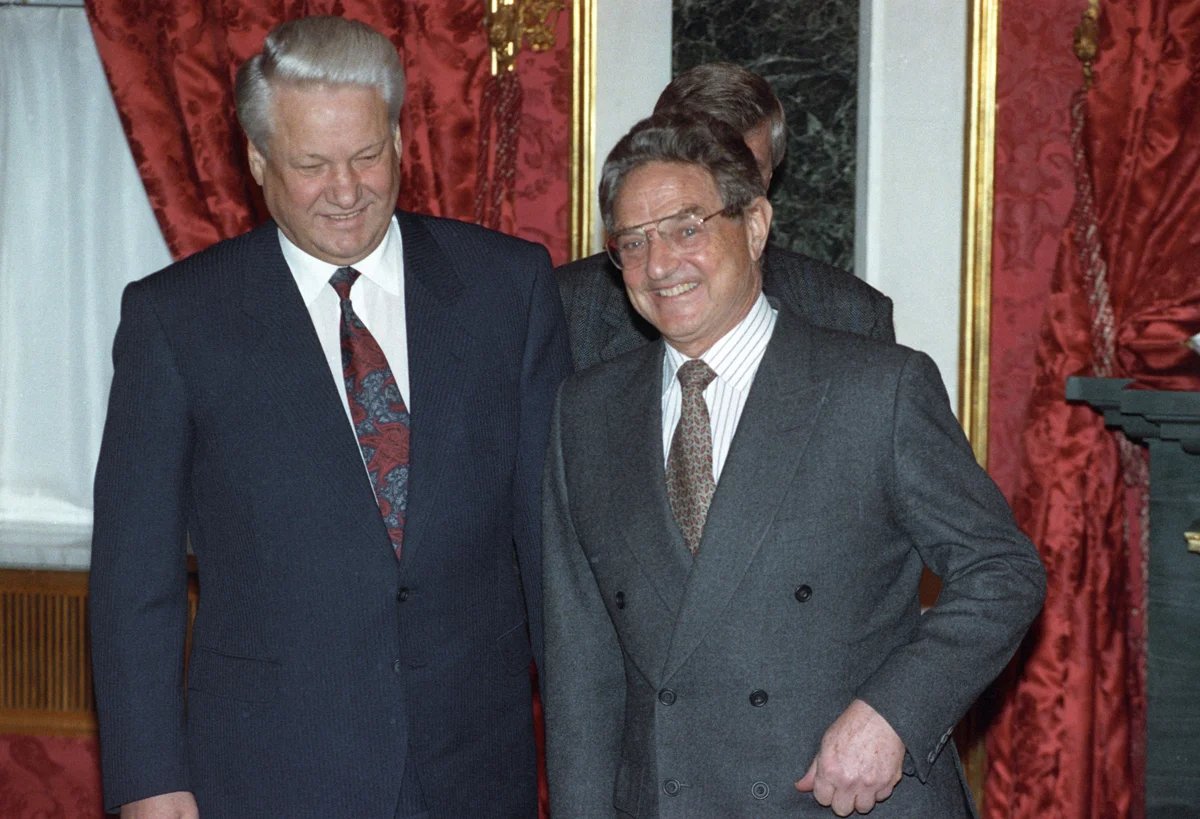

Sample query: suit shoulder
[553,251,618,303]
[409,211,549,261]
[766,245,890,306]
[126,223,277,306]
[560,342,652,398]
[790,314,914,372]
[554,251,610,283]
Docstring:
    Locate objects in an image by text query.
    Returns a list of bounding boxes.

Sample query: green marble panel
[673,0,858,271]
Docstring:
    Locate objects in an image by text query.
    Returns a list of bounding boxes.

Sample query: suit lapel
[396,212,475,569]
[663,311,830,681]
[605,346,692,617]
[237,224,386,549]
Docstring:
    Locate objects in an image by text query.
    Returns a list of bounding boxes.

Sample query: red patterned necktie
[665,359,717,555]
[330,266,410,560]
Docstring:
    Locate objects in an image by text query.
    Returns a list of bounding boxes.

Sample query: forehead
[613,161,722,229]
[269,83,391,144]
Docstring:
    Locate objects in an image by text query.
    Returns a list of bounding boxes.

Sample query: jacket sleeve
[541,388,627,816]
[854,350,1045,781]
[89,281,193,811]
[511,246,574,673]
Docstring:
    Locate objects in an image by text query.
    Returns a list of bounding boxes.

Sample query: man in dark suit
[556,63,893,371]
[541,113,1044,816]
[89,17,571,818]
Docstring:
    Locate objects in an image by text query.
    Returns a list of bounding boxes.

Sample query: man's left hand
[794,698,904,816]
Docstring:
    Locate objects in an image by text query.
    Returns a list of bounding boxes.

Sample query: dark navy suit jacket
[90,211,572,817]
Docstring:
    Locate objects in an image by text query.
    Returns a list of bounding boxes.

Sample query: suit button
[658,688,676,705]
[662,779,681,796]
[751,781,770,800]
[749,689,768,707]
[615,591,626,609]
[392,659,403,675]
[794,585,813,602]
[397,587,410,602]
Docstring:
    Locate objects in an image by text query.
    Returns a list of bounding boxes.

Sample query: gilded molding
[569,0,597,259]
[960,0,998,468]
[486,0,565,75]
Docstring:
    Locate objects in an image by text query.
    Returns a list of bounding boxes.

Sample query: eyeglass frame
[605,205,740,270]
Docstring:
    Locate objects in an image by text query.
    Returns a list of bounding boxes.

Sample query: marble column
[674,0,858,271]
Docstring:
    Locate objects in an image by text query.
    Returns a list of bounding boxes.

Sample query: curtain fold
[984,3,1200,817]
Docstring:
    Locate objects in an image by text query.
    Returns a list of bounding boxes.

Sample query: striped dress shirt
[661,292,778,482]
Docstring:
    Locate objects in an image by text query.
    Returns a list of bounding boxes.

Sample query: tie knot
[329,266,361,301]
[677,359,716,392]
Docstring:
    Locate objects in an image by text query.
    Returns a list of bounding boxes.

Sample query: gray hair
[235,16,405,153]
[653,62,787,172]
[599,112,765,232]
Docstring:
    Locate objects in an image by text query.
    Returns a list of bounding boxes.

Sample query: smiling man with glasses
[555,62,894,372]
[540,112,1045,817]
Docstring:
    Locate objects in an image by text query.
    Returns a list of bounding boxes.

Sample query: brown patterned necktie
[666,359,717,555]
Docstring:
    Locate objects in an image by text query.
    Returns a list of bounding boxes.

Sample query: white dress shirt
[661,292,777,483]
[279,216,410,435]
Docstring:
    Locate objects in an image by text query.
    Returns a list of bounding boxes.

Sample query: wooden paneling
[1,570,93,735]
[0,568,197,737]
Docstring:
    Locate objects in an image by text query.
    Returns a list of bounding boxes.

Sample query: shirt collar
[279,215,404,306]
[661,291,776,395]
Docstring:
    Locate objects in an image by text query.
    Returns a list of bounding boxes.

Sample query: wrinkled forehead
[612,160,722,230]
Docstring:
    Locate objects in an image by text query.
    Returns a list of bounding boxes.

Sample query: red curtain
[83,0,570,262]
[984,3,1200,817]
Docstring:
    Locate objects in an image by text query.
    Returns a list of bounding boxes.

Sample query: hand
[795,699,904,816]
[119,791,199,819]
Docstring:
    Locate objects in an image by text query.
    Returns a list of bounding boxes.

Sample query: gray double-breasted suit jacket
[541,306,1045,817]
[554,245,894,371]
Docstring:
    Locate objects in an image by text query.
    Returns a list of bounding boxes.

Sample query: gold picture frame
[569,0,597,261]
[961,0,998,466]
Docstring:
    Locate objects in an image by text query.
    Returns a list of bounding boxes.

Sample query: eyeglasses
[606,206,735,270]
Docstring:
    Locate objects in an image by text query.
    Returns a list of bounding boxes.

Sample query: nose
[643,229,679,279]
[326,164,361,208]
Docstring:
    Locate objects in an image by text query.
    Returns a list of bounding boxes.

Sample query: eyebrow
[612,206,706,234]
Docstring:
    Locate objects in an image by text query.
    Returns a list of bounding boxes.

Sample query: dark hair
[235,16,405,154]
[653,62,786,170]
[598,112,765,231]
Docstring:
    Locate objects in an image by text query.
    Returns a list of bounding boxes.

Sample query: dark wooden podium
[1067,377,1200,816]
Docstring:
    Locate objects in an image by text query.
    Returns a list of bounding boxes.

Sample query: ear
[247,140,266,186]
[392,128,402,162]
[743,196,772,261]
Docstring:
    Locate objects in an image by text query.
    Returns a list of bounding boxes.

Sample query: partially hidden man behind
[89,16,571,818]
[555,62,893,370]
[541,113,1045,817]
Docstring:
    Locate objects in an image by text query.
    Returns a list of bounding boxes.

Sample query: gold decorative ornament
[1074,0,1101,88]
[486,0,566,75]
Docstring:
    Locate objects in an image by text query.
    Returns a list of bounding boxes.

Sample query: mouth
[322,207,367,223]
[656,281,699,298]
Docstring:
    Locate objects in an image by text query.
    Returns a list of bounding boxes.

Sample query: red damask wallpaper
[987,0,1082,501]
[510,8,573,265]
[0,735,102,817]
